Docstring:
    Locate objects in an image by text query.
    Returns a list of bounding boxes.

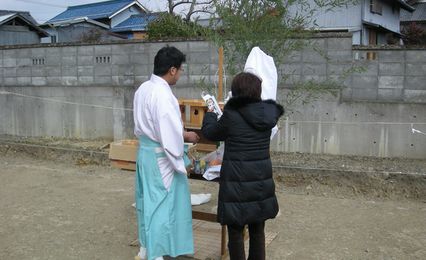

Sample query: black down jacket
[202,96,284,226]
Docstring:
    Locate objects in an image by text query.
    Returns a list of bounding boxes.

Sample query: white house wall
[352,30,361,45]
[294,0,401,33]
[362,0,401,33]
[42,23,112,43]
[361,26,369,45]
[287,0,403,45]
[287,0,361,29]
[41,28,57,43]
[313,3,362,45]
[314,3,362,30]
[0,25,40,45]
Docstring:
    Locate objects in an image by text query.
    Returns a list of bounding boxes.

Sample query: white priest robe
[133,74,194,260]
[133,74,187,190]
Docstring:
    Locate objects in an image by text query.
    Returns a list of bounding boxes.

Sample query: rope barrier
[1,90,425,135]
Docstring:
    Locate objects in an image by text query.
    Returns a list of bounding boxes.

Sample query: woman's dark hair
[153,46,186,76]
[231,72,262,99]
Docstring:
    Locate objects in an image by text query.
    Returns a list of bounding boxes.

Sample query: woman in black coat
[202,72,284,260]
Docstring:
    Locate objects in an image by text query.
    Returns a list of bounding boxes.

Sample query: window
[370,0,383,15]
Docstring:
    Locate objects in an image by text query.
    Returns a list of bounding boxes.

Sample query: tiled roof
[401,2,426,21]
[111,13,159,32]
[0,12,49,36]
[0,14,15,24]
[44,17,110,28]
[47,0,134,23]
[0,10,38,24]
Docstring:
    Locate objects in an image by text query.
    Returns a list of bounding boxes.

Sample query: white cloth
[137,246,147,259]
[244,46,278,101]
[202,165,221,181]
[190,193,212,206]
[133,74,186,190]
[244,47,279,139]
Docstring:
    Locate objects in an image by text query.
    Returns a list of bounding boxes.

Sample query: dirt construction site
[0,137,426,260]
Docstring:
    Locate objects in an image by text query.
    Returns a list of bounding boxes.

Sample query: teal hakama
[135,136,194,260]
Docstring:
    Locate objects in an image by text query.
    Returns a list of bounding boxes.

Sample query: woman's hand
[184,131,200,143]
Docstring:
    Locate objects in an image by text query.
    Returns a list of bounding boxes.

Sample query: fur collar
[225,96,261,109]
[225,97,284,116]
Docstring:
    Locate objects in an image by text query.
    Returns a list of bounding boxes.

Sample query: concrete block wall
[0,37,425,158]
[349,48,426,103]
[271,97,426,159]
[0,40,220,140]
[0,41,220,89]
[0,86,115,139]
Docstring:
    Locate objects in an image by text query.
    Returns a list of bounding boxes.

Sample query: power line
[15,0,67,8]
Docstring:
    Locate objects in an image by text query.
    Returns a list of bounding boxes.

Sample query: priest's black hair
[153,45,186,76]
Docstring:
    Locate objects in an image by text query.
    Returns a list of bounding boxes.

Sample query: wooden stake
[218,46,224,102]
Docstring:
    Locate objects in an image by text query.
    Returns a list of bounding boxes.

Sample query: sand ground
[1,152,426,260]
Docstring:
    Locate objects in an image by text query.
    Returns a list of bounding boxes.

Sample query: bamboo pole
[218,46,224,102]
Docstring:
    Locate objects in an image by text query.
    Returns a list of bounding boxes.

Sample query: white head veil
[244,47,279,139]
[243,47,277,101]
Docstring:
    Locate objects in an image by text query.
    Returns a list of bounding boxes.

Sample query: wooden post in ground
[218,46,224,102]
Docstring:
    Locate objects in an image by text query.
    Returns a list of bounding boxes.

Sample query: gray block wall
[0,86,116,139]
[349,48,426,103]
[0,36,425,158]
[271,97,426,159]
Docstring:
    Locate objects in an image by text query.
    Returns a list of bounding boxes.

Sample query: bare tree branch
[186,9,215,20]
[185,0,196,21]
[167,0,214,20]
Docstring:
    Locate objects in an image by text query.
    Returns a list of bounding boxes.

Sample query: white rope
[1,90,425,128]
[411,124,426,135]
[284,120,426,125]
[0,139,108,154]
[0,90,133,111]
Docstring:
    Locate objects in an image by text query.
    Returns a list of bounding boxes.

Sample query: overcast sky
[0,0,163,24]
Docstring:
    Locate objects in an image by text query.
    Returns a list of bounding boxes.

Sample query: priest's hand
[184,131,200,143]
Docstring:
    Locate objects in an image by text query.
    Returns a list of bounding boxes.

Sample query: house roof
[0,14,15,24]
[47,0,146,24]
[396,0,416,12]
[401,1,426,22]
[0,12,49,37]
[111,13,159,32]
[363,20,403,36]
[0,10,38,24]
[43,17,110,29]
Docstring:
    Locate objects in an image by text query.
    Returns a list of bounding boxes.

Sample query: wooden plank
[185,123,202,130]
[221,225,227,257]
[192,210,217,222]
[110,160,136,171]
[194,143,217,152]
[218,46,224,101]
[179,99,205,106]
